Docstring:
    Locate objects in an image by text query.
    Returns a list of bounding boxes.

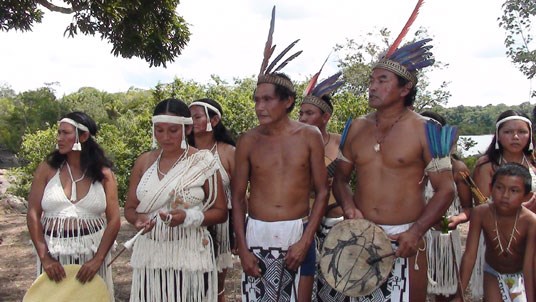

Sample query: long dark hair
[47,112,113,182]
[154,98,191,117]
[188,98,236,147]
[478,110,536,169]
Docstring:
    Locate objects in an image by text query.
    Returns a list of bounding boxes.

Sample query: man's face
[254,83,292,125]
[368,68,410,109]
[298,103,328,129]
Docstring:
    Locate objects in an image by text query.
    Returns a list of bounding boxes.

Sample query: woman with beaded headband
[26,111,120,301]
[471,109,536,299]
[124,98,227,302]
[188,98,236,302]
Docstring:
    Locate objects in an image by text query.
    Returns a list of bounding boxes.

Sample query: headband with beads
[495,116,533,151]
[189,102,222,132]
[58,118,89,151]
[151,115,193,149]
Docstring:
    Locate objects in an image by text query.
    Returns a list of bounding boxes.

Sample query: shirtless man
[332,39,455,302]
[232,72,328,301]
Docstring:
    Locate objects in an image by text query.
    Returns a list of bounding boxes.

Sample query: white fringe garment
[38,215,114,300]
[130,150,219,302]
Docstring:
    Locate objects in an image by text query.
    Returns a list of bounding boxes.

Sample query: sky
[0,0,534,107]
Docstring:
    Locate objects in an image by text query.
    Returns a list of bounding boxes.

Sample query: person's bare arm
[124,153,155,233]
[332,121,363,219]
[77,168,120,283]
[393,168,454,257]
[286,129,328,271]
[27,162,66,282]
[473,158,492,198]
[449,160,473,228]
[460,206,484,293]
[231,134,260,277]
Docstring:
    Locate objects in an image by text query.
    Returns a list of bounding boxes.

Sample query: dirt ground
[0,167,475,302]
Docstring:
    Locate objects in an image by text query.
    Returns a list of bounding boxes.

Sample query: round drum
[23,264,110,302]
[319,219,394,297]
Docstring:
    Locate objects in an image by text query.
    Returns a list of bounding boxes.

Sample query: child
[455,163,536,302]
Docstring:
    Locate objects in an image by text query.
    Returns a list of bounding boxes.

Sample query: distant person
[26,111,120,300]
[189,98,236,302]
[298,68,345,301]
[420,111,472,301]
[124,98,227,302]
[454,163,536,301]
[232,6,328,301]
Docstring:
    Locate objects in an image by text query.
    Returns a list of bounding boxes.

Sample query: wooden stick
[366,251,396,265]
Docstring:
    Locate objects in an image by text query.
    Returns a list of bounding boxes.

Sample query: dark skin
[231,83,328,302]
[27,125,120,283]
[454,175,536,302]
[332,68,454,301]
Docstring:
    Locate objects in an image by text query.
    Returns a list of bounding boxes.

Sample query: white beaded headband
[151,115,193,149]
[58,118,89,151]
[189,102,221,132]
[495,116,533,150]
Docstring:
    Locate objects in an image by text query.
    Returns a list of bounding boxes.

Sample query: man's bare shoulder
[292,120,320,136]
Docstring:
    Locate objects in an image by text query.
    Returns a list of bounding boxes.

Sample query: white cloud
[0,0,533,107]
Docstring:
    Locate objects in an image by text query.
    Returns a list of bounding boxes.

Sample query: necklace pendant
[374,143,381,152]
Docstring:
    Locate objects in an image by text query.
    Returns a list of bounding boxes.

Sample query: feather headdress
[302,56,344,115]
[257,6,302,92]
[373,0,434,85]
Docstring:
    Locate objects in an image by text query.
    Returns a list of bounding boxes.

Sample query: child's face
[491,175,527,213]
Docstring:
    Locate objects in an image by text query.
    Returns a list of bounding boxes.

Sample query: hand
[41,255,66,282]
[389,230,422,258]
[238,247,261,278]
[523,193,536,212]
[448,213,468,229]
[343,207,364,219]
[158,209,186,227]
[284,240,309,272]
[134,213,156,234]
[76,257,102,283]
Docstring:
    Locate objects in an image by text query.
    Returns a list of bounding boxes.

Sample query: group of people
[25,7,536,302]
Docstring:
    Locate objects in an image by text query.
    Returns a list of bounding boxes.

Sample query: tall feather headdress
[373,0,434,85]
[257,6,302,92]
[302,55,344,115]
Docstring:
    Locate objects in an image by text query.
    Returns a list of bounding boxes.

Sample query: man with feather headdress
[332,1,456,301]
[231,6,329,302]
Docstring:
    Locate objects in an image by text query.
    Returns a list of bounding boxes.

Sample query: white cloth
[130,150,219,302]
[484,262,527,302]
[37,169,114,301]
[242,217,304,302]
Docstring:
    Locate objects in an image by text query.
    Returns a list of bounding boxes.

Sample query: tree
[335,28,451,112]
[0,0,191,67]
[499,0,536,97]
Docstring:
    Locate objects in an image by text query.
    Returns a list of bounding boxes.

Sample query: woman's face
[56,122,77,154]
[497,119,531,153]
[189,105,209,134]
[154,115,184,151]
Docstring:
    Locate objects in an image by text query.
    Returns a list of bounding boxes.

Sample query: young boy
[455,163,536,302]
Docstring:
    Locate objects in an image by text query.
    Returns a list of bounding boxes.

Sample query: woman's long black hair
[47,112,113,182]
[188,98,236,147]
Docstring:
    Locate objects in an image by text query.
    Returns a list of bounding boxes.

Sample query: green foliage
[499,0,536,90]
[10,127,56,197]
[1,0,190,67]
[0,87,66,152]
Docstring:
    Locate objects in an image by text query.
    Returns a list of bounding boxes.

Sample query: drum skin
[319,219,395,297]
[23,264,110,302]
